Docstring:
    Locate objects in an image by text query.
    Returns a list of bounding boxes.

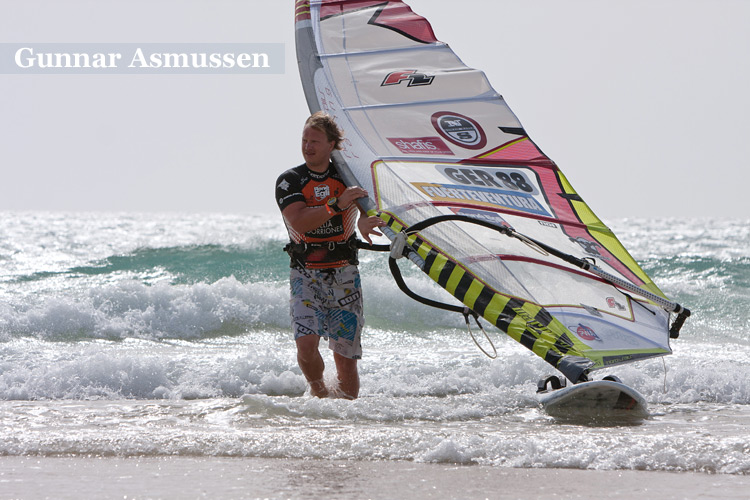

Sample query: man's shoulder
[275,164,307,192]
[276,163,307,182]
[275,164,308,210]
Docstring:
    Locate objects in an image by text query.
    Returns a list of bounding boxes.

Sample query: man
[275,111,385,400]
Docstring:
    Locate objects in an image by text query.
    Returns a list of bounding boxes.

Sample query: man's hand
[358,215,386,245]
[338,186,368,210]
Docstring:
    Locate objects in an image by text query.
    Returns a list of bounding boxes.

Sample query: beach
[3,456,749,500]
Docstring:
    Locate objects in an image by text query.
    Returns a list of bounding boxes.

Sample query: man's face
[302,126,335,170]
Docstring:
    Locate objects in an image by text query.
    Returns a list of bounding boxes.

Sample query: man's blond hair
[304,111,344,150]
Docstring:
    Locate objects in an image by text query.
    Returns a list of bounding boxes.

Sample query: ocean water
[1,212,749,474]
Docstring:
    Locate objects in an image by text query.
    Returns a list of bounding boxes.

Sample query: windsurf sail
[294,0,690,383]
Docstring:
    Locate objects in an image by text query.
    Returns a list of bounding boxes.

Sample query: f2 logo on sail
[382,70,434,87]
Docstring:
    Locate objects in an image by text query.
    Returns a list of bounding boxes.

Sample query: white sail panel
[324,47,495,108]
[345,101,526,159]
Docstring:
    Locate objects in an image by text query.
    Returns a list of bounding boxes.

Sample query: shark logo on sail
[431,112,487,150]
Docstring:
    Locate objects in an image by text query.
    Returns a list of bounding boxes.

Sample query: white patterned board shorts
[289,265,363,360]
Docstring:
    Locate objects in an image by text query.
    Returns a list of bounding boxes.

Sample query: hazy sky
[1,0,748,219]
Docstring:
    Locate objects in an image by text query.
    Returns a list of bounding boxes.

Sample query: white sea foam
[0,213,748,472]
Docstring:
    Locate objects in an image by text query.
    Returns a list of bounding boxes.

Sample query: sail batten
[342,94,502,112]
[318,42,446,58]
[295,0,688,382]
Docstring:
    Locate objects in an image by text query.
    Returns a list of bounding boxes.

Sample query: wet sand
[2,456,748,499]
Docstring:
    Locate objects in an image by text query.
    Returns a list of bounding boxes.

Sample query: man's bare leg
[296,335,328,397]
[333,353,359,400]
